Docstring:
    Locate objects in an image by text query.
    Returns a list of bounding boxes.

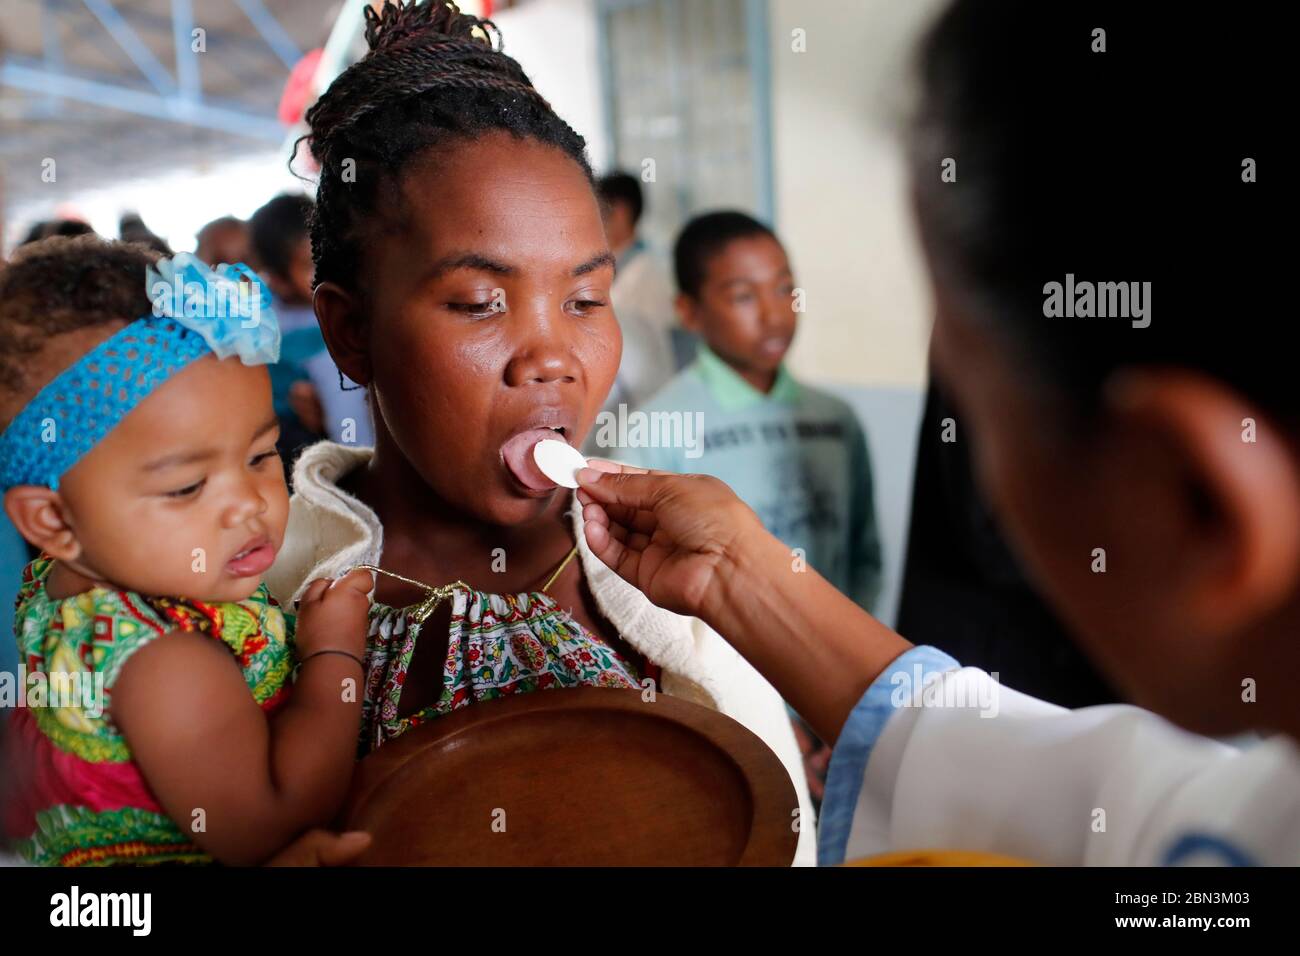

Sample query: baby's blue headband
[0,254,281,491]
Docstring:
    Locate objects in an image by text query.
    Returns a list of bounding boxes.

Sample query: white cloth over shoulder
[821,646,1300,866]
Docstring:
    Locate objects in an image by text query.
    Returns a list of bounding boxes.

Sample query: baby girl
[0,237,369,865]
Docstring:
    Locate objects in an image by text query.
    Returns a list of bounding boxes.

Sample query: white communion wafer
[532,438,588,489]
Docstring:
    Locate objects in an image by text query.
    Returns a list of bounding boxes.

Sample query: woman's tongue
[502,427,562,492]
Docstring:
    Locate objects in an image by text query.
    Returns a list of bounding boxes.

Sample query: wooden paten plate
[340,687,799,866]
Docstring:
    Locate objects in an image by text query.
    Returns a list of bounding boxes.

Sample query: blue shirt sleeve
[817,644,961,865]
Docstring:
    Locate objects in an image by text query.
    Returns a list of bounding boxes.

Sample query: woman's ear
[3,486,83,562]
[313,282,371,386]
[1106,368,1300,636]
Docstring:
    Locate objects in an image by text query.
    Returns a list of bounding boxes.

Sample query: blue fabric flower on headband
[146,253,280,365]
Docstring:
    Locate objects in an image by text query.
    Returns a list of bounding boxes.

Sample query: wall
[768,0,946,390]
[493,0,608,168]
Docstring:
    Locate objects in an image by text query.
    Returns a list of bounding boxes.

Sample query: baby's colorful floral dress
[4,556,294,866]
[359,583,644,754]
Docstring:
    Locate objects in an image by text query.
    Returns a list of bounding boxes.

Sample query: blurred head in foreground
[910,0,1282,735]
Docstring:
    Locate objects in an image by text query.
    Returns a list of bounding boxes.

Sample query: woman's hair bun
[304,0,542,161]
[363,0,499,56]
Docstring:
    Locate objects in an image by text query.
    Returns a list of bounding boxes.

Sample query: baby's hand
[294,568,373,659]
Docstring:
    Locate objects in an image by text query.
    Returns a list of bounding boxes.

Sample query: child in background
[0,237,370,865]
[19,219,94,247]
[618,212,883,804]
[194,215,250,268]
[621,212,882,615]
[118,212,171,256]
[248,194,373,473]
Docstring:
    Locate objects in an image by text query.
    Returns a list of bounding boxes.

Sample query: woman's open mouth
[501,424,569,496]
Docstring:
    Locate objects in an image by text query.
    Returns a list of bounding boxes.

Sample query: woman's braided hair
[298,0,593,293]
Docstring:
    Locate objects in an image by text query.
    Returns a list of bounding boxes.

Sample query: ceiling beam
[171,0,201,102]
[0,58,285,141]
[234,0,304,70]
[45,0,293,82]
[80,0,178,95]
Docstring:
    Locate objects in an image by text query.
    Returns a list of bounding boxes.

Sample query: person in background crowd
[587,172,676,454]
[250,193,326,474]
[18,220,93,247]
[249,193,372,479]
[118,212,172,255]
[194,215,252,267]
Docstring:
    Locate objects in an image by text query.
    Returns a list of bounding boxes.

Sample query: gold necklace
[356,544,579,626]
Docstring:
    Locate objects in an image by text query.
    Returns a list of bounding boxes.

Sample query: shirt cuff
[816,645,960,865]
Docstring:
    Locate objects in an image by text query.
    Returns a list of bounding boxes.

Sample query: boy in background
[621,211,882,614]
